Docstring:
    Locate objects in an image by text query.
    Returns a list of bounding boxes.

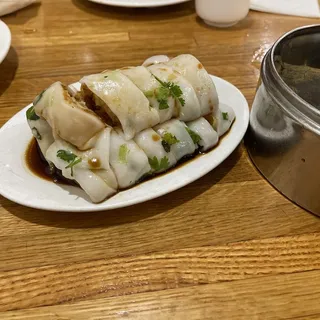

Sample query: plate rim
[0,20,11,64]
[87,0,190,8]
[0,75,249,212]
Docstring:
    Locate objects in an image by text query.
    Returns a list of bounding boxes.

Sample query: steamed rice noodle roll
[142,55,170,67]
[205,103,235,137]
[154,119,196,161]
[167,54,219,117]
[134,128,177,174]
[215,103,236,136]
[32,82,105,151]
[26,107,54,156]
[148,64,201,122]
[186,117,219,151]
[120,66,175,123]
[80,71,160,141]
[46,127,118,203]
[109,128,151,188]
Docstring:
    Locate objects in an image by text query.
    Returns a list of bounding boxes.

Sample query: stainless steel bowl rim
[261,24,320,136]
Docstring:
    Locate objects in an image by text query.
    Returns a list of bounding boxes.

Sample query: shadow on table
[1,145,242,229]
[0,47,18,97]
[0,3,41,25]
[72,0,194,21]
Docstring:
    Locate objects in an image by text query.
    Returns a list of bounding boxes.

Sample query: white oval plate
[88,0,190,8]
[0,76,249,212]
[0,20,11,64]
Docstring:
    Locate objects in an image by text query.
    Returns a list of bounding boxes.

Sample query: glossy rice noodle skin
[167,54,219,117]
[142,55,170,67]
[148,63,201,122]
[215,103,236,137]
[109,128,151,189]
[80,71,160,141]
[33,82,105,151]
[154,119,196,162]
[27,117,54,156]
[45,127,118,203]
[186,117,219,151]
[134,128,177,173]
[120,66,175,124]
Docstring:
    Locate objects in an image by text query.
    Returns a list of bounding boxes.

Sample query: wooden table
[0,1,320,319]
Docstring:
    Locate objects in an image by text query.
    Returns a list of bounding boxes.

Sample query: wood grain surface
[0,1,319,318]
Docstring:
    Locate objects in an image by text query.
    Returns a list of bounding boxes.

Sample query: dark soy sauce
[25,138,53,182]
[25,138,76,186]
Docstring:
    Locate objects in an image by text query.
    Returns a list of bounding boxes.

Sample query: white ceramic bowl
[196,0,250,28]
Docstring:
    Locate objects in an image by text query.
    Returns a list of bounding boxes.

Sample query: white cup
[195,0,250,28]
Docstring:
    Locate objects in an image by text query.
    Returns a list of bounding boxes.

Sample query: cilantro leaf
[185,127,201,145]
[178,97,185,106]
[57,150,82,176]
[65,158,82,176]
[148,156,159,171]
[222,112,229,121]
[155,86,170,110]
[118,144,130,164]
[152,74,185,109]
[163,132,179,145]
[26,106,40,121]
[158,99,170,110]
[148,156,170,172]
[159,157,170,171]
[156,86,170,100]
[161,132,179,152]
[153,75,166,87]
[166,81,185,106]
[57,150,77,162]
[161,140,171,153]
[170,83,183,99]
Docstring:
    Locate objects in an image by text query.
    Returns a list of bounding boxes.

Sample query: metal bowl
[245,24,320,216]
